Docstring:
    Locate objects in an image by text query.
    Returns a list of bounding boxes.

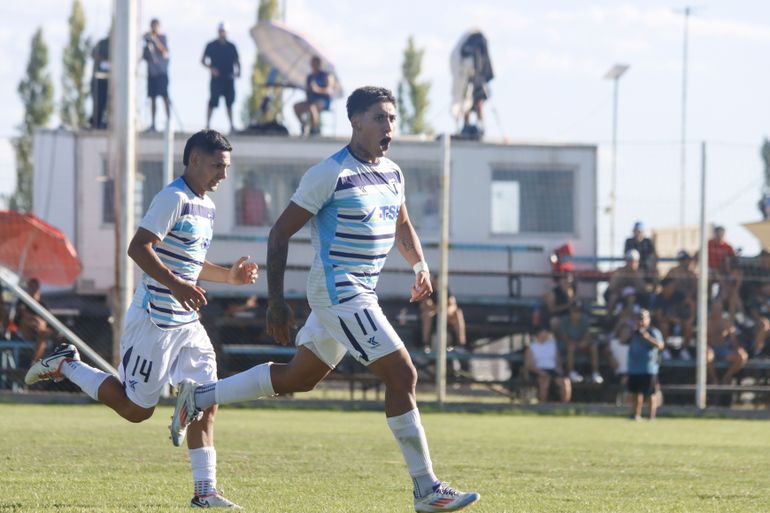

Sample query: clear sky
[1,0,769,257]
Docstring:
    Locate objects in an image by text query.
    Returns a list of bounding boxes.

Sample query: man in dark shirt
[143,18,170,132]
[624,221,658,283]
[202,21,240,132]
[293,56,335,136]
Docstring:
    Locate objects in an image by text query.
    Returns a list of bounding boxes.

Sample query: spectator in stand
[623,221,658,283]
[707,225,737,281]
[235,172,270,226]
[544,273,576,330]
[524,326,571,403]
[556,302,603,384]
[142,18,170,132]
[202,22,240,132]
[741,304,770,357]
[665,250,698,301]
[419,279,467,352]
[651,277,694,358]
[90,33,110,129]
[622,309,664,420]
[293,56,335,136]
[606,249,647,312]
[707,301,748,384]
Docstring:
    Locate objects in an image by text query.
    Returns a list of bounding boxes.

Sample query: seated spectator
[665,250,697,301]
[740,305,770,357]
[9,307,52,367]
[555,302,603,384]
[706,301,747,384]
[524,326,571,403]
[419,281,467,352]
[623,221,658,283]
[651,277,694,356]
[621,309,664,420]
[606,249,647,312]
[293,55,335,136]
[544,273,576,330]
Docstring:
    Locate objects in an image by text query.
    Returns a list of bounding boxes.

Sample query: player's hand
[266,300,295,346]
[410,272,432,303]
[211,68,220,77]
[169,279,208,311]
[227,256,259,285]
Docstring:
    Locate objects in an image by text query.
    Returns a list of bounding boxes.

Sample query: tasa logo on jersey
[378,205,399,221]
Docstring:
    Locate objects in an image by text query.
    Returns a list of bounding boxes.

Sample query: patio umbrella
[250,20,344,98]
[743,220,770,250]
[0,210,82,285]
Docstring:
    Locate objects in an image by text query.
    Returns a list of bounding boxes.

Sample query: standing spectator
[90,33,110,129]
[623,221,658,283]
[707,226,737,279]
[544,273,576,329]
[706,301,747,384]
[524,326,571,403]
[665,250,697,301]
[556,302,603,384]
[202,21,240,132]
[622,309,664,420]
[235,172,270,226]
[606,250,647,311]
[143,18,170,132]
[293,56,335,136]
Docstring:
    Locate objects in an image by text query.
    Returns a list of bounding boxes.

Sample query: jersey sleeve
[139,189,184,240]
[290,162,338,215]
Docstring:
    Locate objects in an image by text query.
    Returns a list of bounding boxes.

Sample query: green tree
[397,36,431,135]
[11,28,54,212]
[60,0,90,128]
[242,0,281,125]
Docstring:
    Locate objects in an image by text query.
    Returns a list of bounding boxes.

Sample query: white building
[33,129,597,301]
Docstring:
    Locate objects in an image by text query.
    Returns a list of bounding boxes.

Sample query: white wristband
[413,261,430,275]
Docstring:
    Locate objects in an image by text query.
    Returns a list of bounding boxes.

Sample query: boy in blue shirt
[622,308,665,420]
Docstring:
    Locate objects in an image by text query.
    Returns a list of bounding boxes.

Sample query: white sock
[386,409,439,498]
[60,360,110,401]
[194,362,275,411]
[189,446,216,497]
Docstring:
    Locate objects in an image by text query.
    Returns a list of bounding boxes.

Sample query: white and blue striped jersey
[291,146,405,307]
[130,177,215,329]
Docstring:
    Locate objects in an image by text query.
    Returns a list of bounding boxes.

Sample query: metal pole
[435,133,451,404]
[695,141,708,410]
[609,76,619,258]
[679,6,691,246]
[112,0,137,367]
[163,116,175,185]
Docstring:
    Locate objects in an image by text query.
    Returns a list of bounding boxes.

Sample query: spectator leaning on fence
[525,325,571,403]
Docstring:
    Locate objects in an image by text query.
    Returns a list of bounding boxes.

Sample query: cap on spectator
[218,21,229,32]
[621,286,637,297]
[625,249,640,261]
[676,250,691,260]
[633,221,644,232]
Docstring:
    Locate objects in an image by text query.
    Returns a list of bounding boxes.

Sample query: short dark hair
[346,86,396,120]
[183,130,232,166]
[150,18,160,26]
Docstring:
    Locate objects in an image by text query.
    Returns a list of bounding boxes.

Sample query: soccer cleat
[414,483,480,512]
[170,379,202,447]
[190,491,242,509]
[25,343,80,385]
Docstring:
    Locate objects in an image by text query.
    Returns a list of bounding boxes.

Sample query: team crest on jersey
[387,178,399,196]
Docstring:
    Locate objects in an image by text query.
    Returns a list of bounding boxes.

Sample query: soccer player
[25,130,257,509]
[172,87,480,512]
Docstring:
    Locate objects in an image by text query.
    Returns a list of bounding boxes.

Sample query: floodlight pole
[679,6,692,246]
[604,64,629,258]
[435,134,451,405]
[695,141,708,410]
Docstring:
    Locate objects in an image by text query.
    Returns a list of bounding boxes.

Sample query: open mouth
[379,137,392,149]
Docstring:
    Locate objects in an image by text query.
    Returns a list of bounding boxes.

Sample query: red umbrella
[0,210,82,285]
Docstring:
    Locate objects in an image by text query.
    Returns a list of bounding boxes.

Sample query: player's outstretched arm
[395,203,432,303]
[128,227,207,311]
[199,257,258,285]
[266,202,313,345]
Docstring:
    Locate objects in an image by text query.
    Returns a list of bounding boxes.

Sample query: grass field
[2,403,768,512]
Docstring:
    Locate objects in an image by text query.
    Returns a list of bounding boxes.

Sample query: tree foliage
[397,36,431,135]
[11,28,54,212]
[60,0,90,129]
[242,0,281,125]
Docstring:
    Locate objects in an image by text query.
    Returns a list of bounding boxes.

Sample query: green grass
[1,404,767,512]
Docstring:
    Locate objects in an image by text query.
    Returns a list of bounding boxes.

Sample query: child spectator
[622,309,664,420]
[524,326,571,403]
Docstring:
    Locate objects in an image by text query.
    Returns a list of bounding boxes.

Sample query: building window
[401,163,441,233]
[491,168,574,234]
[102,160,164,225]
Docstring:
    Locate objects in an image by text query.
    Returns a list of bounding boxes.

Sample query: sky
[1,0,769,258]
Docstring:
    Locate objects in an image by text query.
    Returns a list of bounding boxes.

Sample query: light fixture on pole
[604,63,630,259]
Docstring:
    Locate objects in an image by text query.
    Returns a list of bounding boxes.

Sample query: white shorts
[118,305,217,408]
[296,298,404,368]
